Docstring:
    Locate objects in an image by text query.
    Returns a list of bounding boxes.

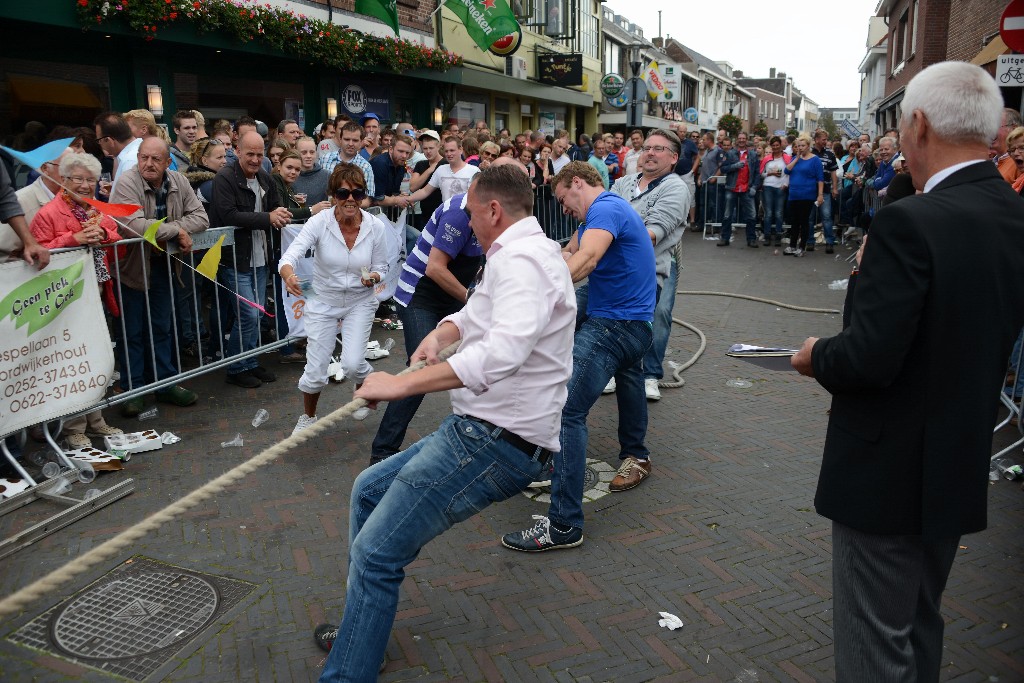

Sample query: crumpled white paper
[658,611,683,630]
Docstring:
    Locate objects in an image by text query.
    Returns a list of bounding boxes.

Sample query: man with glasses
[94,111,142,195]
[170,110,199,170]
[111,137,208,413]
[502,160,656,552]
[608,129,689,413]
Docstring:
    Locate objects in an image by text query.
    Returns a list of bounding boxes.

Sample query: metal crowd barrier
[533,184,579,245]
[1,224,293,555]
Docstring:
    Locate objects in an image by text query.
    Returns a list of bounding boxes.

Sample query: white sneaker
[292,414,318,436]
[352,407,371,421]
[365,344,390,360]
[603,377,616,394]
[327,358,345,382]
[793,248,804,257]
[783,247,796,255]
[644,378,662,401]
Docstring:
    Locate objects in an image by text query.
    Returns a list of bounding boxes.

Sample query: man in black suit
[792,62,1024,682]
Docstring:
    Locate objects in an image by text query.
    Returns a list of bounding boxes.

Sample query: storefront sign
[340,83,391,120]
[658,64,681,103]
[538,54,583,87]
[0,252,115,437]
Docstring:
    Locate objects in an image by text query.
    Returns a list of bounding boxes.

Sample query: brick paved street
[2,232,1023,682]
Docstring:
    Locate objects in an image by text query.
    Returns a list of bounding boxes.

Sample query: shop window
[0,57,109,150]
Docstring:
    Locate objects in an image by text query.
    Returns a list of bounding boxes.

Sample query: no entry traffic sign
[1002,0,1024,53]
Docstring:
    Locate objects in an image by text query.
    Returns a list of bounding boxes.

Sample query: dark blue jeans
[548,312,652,530]
[721,189,757,243]
[320,415,543,682]
[217,264,267,374]
[370,303,451,459]
[117,257,178,391]
[762,186,786,237]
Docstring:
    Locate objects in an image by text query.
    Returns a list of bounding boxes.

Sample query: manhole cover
[521,458,616,504]
[52,572,218,659]
[9,557,258,681]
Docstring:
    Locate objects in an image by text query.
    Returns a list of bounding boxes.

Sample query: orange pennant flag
[82,197,143,217]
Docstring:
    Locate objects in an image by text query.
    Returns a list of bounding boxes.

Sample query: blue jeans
[370,304,452,459]
[172,251,208,348]
[721,189,756,243]
[699,181,720,228]
[762,186,786,236]
[319,414,544,682]
[117,258,178,391]
[643,262,677,380]
[548,315,652,531]
[218,264,267,374]
[810,192,836,245]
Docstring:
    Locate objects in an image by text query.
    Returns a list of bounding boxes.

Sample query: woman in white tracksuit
[279,164,389,435]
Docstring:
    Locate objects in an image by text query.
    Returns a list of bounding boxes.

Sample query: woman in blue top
[784,134,824,256]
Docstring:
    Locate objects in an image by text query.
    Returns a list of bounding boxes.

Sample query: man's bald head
[238,131,266,178]
[490,155,529,176]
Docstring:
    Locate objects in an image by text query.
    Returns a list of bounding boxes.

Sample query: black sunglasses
[334,187,367,201]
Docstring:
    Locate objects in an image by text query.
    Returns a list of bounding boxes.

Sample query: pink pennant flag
[237,294,274,318]
[81,197,143,217]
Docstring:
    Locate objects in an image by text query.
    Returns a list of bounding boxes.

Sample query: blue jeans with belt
[318,414,544,682]
[547,315,652,531]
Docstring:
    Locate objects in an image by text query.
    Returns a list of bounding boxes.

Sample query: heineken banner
[355,0,400,35]
[0,251,115,438]
[445,0,520,52]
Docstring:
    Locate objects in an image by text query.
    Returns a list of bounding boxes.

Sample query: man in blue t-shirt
[502,161,656,553]
[368,192,482,465]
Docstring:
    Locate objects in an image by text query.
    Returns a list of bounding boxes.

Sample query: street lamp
[627,44,644,128]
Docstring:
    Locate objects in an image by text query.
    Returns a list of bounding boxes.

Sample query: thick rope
[0,342,461,620]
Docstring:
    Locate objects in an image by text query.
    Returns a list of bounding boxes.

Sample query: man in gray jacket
[607,129,690,403]
[111,137,208,415]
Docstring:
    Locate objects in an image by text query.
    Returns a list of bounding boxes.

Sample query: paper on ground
[658,612,684,630]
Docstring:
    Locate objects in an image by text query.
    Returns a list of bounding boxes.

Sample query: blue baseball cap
[360,113,380,125]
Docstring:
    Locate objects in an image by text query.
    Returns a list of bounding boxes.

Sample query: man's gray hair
[59,152,101,179]
[878,136,898,150]
[901,61,1002,145]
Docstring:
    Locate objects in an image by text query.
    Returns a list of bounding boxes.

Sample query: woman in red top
[30,152,122,449]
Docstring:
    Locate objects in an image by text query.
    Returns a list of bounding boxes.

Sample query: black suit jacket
[811,161,1024,539]
[209,162,283,272]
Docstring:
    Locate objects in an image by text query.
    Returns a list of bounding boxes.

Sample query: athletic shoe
[609,456,652,492]
[313,623,337,652]
[292,414,318,436]
[783,247,796,256]
[805,244,815,252]
[352,407,371,421]
[793,248,804,257]
[644,378,661,401]
[501,515,583,552]
[603,377,616,394]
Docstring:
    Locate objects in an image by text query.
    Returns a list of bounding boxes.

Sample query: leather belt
[463,415,553,466]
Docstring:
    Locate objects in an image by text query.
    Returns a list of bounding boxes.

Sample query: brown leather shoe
[610,456,651,492]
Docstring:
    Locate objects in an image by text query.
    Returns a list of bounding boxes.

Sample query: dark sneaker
[313,623,337,652]
[825,244,835,254]
[610,456,652,492]
[155,385,198,407]
[250,366,277,383]
[313,623,385,671]
[226,371,261,388]
[120,396,146,418]
[805,244,815,252]
[774,236,782,246]
[501,515,583,552]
